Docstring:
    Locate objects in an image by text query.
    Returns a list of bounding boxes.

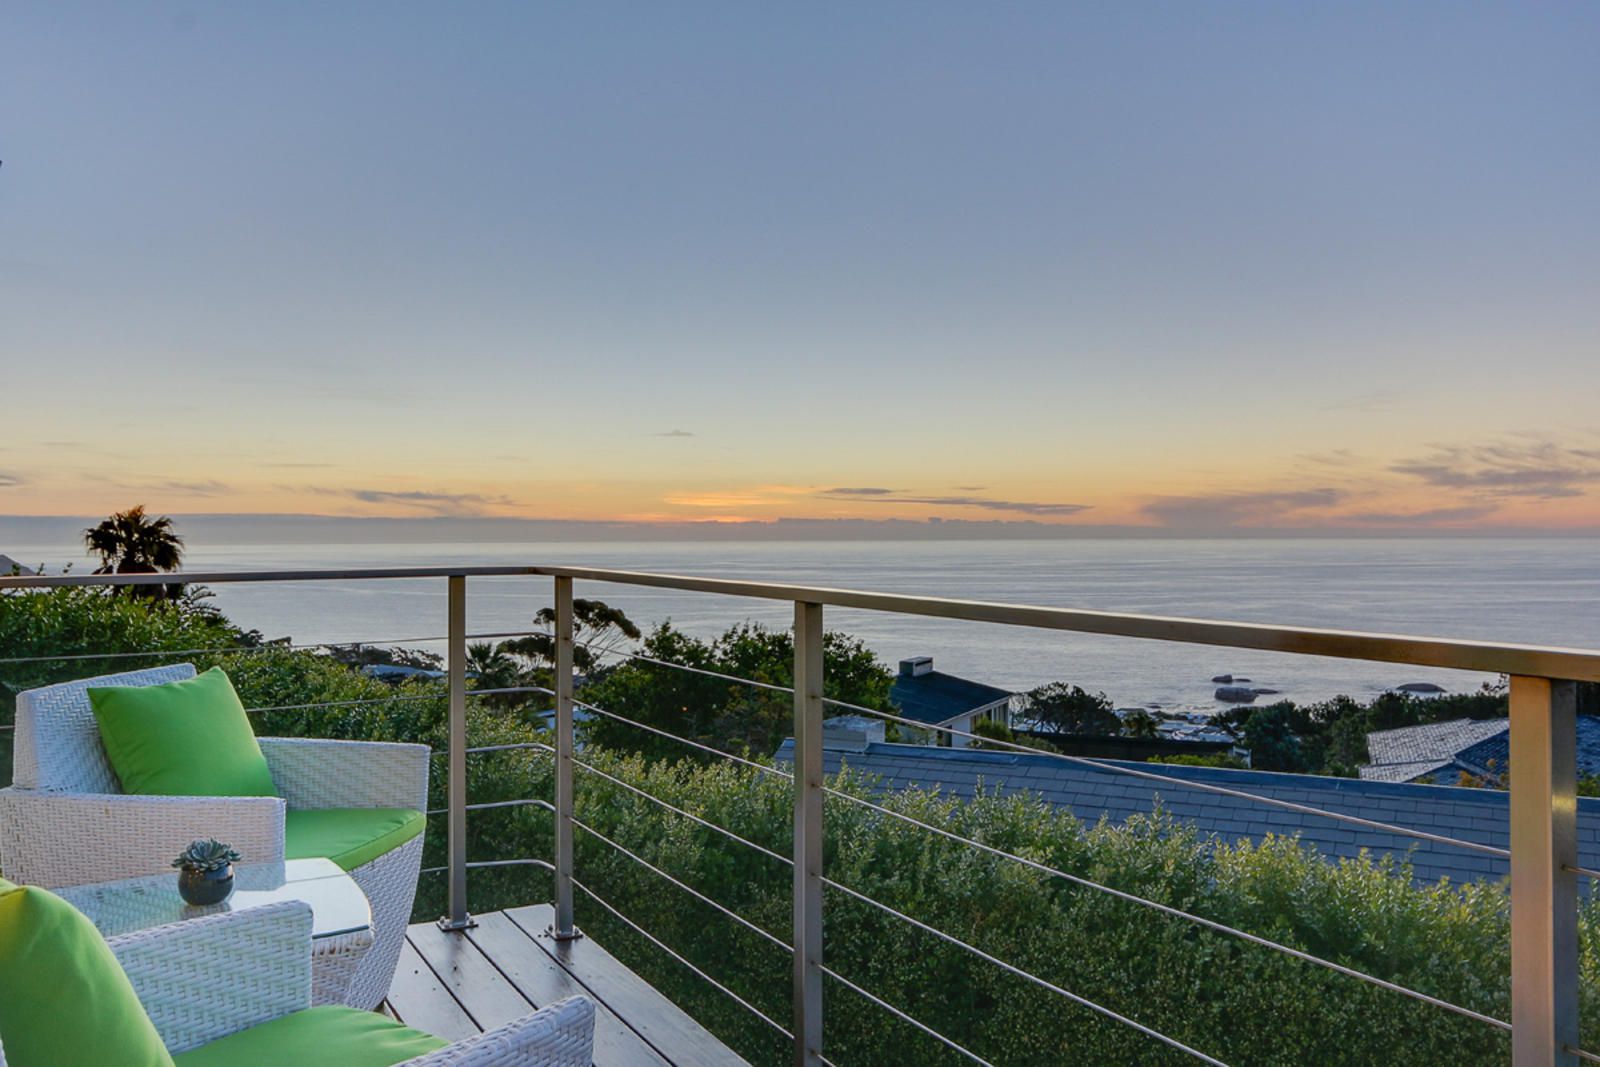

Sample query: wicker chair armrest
[109,900,313,1054]
[0,788,285,886]
[401,997,596,1067]
[260,737,430,811]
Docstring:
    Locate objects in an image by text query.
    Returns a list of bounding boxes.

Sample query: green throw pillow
[0,879,177,1067]
[89,667,277,797]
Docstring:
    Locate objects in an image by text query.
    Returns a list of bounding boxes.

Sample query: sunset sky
[3,4,1598,534]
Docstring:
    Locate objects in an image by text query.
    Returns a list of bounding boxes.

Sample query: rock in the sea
[1395,682,1446,694]
[1252,688,1280,696]
[1211,674,1233,684]
[1215,686,1258,703]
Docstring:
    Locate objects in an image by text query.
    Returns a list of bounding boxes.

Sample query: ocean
[7,538,1599,715]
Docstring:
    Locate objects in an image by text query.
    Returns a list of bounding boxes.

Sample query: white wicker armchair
[43,900,594,1066]
[0,663,430,1010]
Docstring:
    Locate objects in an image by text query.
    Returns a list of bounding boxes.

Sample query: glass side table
[58,857,374,1006]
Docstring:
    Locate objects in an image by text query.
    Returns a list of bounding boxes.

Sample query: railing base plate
[546,923,585,942]
[437,914,478,932]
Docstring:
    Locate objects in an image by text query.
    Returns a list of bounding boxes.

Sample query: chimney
[898,656,933,677]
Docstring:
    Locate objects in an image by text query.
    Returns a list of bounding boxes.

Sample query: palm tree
[83,506,184,597]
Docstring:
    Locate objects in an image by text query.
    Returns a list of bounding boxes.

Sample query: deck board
[386,938,480,1042]
[465,911,670,1067]
[506,904,750,1067]
[393,908,748,1067]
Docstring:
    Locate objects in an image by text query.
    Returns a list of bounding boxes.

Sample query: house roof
[889,670,1013,726]
[1361,716,1600,784]
[771,738,1600,887]
[1364,718,1507,768]
[1454,716,1600,781]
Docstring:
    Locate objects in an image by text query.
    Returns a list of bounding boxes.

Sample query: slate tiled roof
[889,671,1013,726]
[1453,716,1600,781]
[1358,758,1456,784]
[772,739,1600,886]
[1361,716,1600,784]
[1364,718,1507,769]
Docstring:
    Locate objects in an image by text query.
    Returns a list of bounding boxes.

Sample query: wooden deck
[387,904,749,1067]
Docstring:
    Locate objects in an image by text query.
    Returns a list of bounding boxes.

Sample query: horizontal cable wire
[575,699,793,780]
[1568,1046,1600,1064]
[445,741,555,757]
[243,684,550,717]
[821,876,1228,1066]
[421,858,556,875]
[572,756,792,866]
[816,694,1510,860]
[1566,864,1600,879]
[0,628,554,666]
[571,875,794,1041]
[821,964,993,1066]
[570,814,791,954]
[825,783,1510,1036]
[824,785,1510,1032]
[576,639,794,694]
[427,798,554,816]
[244,693,443,715]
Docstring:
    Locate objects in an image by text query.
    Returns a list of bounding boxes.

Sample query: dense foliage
[1215,688,1510,775]
[578,620,894,761]
[10,585,1600,1064]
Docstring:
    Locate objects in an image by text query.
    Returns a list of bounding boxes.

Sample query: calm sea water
[9,539,1599,715]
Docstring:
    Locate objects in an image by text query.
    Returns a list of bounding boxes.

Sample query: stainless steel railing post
[793,600,825,1066]
[552,574,581,940]
[1509,675,1578,1065]
[438,574,477,931]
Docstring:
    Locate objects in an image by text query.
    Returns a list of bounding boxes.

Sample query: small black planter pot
[177,864,235,906]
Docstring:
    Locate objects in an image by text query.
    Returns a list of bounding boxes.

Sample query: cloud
[1320,390,1402,413]
[652,430,695,438]
[953,485,989,492]
[0,472,23,489]
[1389,441,1600,499]
[311,487,515,516]
[261,461,336,469]
[817,488,1090,516]
[102,478,230,496]
[1343,505,1500,525]
[1142,488,1347,529]
[1297,449,1361,467]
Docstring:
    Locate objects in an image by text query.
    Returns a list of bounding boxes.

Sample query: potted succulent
[172,839,241,906]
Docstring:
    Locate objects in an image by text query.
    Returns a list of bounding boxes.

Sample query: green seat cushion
[174,1005,447,1067]
[0,879,176,1067]
[89,667,276,797]
[285,808,426,872]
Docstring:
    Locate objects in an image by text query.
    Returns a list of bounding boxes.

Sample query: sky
[2,3,1598,536]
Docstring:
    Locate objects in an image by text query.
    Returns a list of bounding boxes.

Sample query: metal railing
[6,564,1600,1065]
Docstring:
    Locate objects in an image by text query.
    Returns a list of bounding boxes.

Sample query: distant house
[889,656,1013,748]
[1360,716,1600,784]
[361,663,447,682]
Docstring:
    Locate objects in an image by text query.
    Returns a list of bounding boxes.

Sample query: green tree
[502,598,641,673]
[1240,703,1307,772]
[1121,709,1159,738]
[1024,681,1119,737]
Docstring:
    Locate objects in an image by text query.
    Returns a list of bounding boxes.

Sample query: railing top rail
[6,564,1600,681]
